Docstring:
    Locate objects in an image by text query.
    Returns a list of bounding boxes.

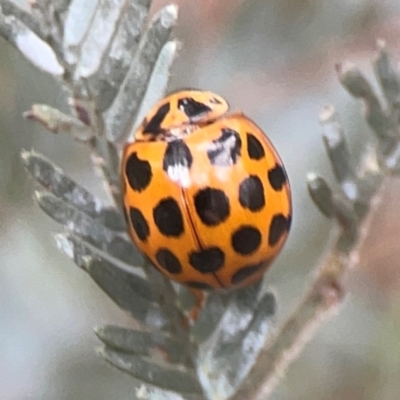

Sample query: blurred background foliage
[2,0,400,399]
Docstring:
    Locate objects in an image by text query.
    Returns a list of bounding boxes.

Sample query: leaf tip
[95,345,106,357]
[54,233,74,259]
[20,148,31,165]
[376,38,386,51]
[161,4,179,27]
[319,105,335,124]
[33,189,44,202]
[93,325,105,338]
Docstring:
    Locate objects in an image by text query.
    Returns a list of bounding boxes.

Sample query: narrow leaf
[131,40,179,137]
[86,257,168,329]
[24,104,92,141]
[74,0,126,79]
[201,285,264,357]
[374,40,400,107]
[34,190,142,266]
[88,0,151,111]
[0,9,63,75]
[337,61,397,154]
[99,347,203,394]
[53,0,72,13]
[191,292,231,344]
[1,0,44,40]
[198,292,276,400]
[22,150,126,232]
[193,282,263,344]
[307,173,335,218]
[55,232,146,289]
[141,259,191,341]
[319,106,359,201]
[63,0,99,63]
[105,4,178,142]
[95,325,189,365]
[55,233,168,329]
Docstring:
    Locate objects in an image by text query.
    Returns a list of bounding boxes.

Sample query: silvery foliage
[0,1,276,399]
[3,1,400,398]
[308,49,400,252]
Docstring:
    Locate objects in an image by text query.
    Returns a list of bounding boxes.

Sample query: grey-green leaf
[95,325,189,365]
[63,0,99,63]
[337,61,397,154]
[21,150,126,231]
[198,292,276,400]
[100,347,203,394]
[105,4,178,142]
[74,0,126,79]
[34,190,142,265]
[0,8,63,74]
[374,41,400,108]
[131,40,178,135]
[320,106,359,202]
[1,0,44,40]
[86,257,168,329]
[88,0,152,111]
[55,233,167,328]
[307,173,335,218]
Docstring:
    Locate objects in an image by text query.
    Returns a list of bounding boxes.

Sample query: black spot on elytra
[185,281,214,290]
[178,97,212,120]
[247,133,265,160]
[231,226,262,255]
[194,188,230,226]
[231,261,266,285]
[268,164,287,191]
[268,214,290,246]
[125,152,152,192]
[163,140,193,185]
[156,249,182,274]
[189,247,225,273]
[129,207,150,241]
[239,175,265,212]
[210,97,222,104]
[153,197,184,237]
[207,128,242,166]
[143,102,170,134]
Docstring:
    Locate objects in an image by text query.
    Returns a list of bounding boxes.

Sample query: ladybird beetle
[121,90,292,290]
